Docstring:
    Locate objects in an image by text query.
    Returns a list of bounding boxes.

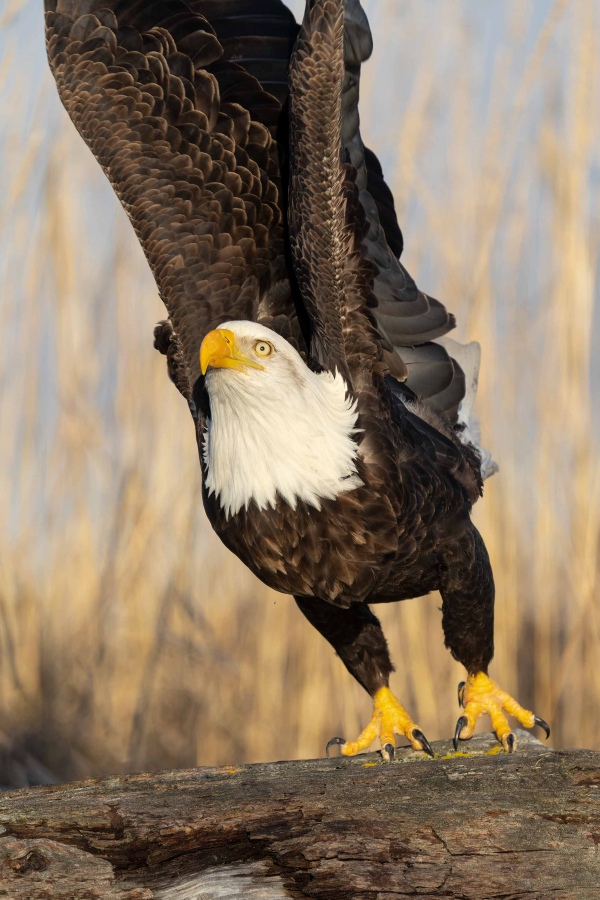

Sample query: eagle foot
[453,672,550,752]
[327,686,433,761]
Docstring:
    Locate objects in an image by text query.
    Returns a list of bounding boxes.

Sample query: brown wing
[288,0,384,390]
[288,0,465,422]
[45,0,304,415]
[340,0,465,422]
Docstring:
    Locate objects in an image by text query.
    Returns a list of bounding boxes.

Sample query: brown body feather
[45,0,495,706]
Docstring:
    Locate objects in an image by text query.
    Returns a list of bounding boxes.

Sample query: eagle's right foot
[327,686,433,761]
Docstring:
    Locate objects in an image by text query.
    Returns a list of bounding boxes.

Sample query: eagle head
[199,321,362,517]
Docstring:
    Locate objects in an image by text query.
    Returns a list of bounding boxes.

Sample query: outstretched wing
[288,0,385,390]
[340,0,465,421]
[46,0,472,429]
[45,0,304,416]
[289,0,466,422]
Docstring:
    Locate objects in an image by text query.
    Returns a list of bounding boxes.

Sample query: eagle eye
[253,340,273,358]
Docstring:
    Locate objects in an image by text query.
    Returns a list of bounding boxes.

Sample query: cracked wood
[0,732,598,899]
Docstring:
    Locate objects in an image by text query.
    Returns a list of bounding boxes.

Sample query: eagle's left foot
[454,672,550,752]
[327,686,433,761]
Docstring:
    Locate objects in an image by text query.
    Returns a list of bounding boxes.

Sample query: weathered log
[0,731,598,899]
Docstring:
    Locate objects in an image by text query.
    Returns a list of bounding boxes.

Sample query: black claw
[412,728,434,757]
[457,681,466,707]
[326,737,345,758]
[534,715,551,740]
[506,732,516,753]
[383,743,395,762]
[453,715,469,751]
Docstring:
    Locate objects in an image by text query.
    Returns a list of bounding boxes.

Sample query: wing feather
[45,0,303,412]
[340,0,465,420]
[288,0,383,387]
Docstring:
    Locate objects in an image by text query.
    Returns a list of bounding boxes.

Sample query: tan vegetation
[0,1,598,782]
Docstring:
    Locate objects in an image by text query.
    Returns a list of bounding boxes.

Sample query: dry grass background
[0,0,598,784]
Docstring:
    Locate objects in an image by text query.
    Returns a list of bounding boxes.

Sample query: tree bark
[0,731,598,899]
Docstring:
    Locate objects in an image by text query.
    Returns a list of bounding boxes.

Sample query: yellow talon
[455,672,548,752]
[337,687,432,759]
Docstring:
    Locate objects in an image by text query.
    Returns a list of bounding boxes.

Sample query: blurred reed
[0,1,598,783]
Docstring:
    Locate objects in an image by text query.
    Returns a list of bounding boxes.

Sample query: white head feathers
[202,321,362,517]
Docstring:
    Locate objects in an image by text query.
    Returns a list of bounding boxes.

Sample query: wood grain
[0,731,598,899]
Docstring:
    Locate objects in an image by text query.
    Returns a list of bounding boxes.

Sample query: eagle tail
[438,337,499,481]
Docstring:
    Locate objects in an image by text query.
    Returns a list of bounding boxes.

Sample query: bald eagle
[45,0,548,758]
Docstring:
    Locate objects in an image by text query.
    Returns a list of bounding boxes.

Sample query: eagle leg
[294,596,432,760]
[454,672,551,752]
[441,525,549,752]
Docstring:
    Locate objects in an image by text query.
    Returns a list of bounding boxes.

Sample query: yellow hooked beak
[200,328,264,375]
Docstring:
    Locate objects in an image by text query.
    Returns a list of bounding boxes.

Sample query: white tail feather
[438,337,499,480]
